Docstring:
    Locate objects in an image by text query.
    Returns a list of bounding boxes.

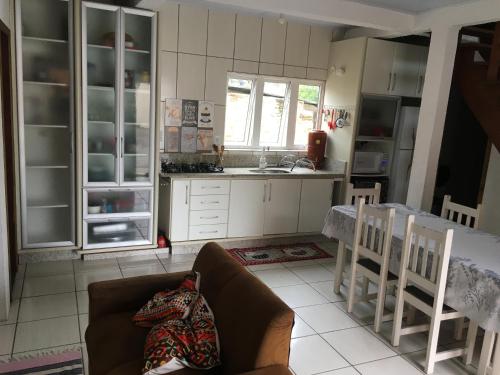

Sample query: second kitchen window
[224,73,323,149]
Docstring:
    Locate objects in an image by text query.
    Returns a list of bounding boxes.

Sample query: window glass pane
[260,82,288,146]
[224,79,253,145]
[295,84,320,145]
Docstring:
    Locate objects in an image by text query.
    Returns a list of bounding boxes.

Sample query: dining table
[322,203,500,373]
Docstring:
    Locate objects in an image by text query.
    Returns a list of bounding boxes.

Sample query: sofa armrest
[236,365,293,375]
[88,272,189,323]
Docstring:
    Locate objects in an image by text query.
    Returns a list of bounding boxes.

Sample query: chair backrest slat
[398,215,454,306]
[345,183,382,206]
[441,194,482,229]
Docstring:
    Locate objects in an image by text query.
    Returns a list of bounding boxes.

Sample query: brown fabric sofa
[85,242,295,375]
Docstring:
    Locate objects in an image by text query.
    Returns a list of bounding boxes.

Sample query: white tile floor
[0,242,481,375]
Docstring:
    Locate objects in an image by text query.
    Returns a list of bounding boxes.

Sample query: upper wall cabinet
[362,38,429,97]
[16,0,76,248]
[82,3,156,186]
[158,2,178,52]
[285,22,310,67]
[178,4,208,55]
[260,17,286,64]
[207,9,235,58]
[234,14,262,61]
[308,26,332,69]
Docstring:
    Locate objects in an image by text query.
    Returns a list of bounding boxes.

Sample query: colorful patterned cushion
[132,272,199,328]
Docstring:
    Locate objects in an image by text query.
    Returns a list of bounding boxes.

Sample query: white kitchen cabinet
[391,44,425,97]
[234,14,262,61]
[158,1,178,52]
[228,180,265,238]
[205,57,233,105]
[159,51,177,99]
[362,38,395,95]
[178,4,208,55]
[170,180,190,242]
[207,9,235,58]
[285,22,310,67]
[260,17,287,64]
[177,53,206,101]
[298,179,333,233]
[308,25,332,69]
[264,179,301,235]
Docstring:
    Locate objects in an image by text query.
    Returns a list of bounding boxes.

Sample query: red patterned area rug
[0,350,83,374]
[227,243,333,266]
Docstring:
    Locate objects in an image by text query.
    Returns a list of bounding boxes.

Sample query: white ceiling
[343,0,478,13]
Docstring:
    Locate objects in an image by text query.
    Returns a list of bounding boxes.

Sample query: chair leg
[334,241,346,294]
[391,289,406,347]
[347,261,358,313]
[464,320,478,365]
[424,315,442,374]
[374,279,387,333]
[478,331,496,375]
[407,305,416,325]
[361,277,370,301]
[454,318,465,340]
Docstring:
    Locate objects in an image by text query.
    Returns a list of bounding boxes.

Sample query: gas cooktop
[161,162,224,174]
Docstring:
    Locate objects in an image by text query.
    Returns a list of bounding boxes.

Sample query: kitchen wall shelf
[16,0,76,249]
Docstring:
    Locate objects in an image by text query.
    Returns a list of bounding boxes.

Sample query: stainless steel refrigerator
[389,106,420,203]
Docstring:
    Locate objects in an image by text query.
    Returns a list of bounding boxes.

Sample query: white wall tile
[205,57,233,105]
[177,53,206,100]
[284,65,307,79]
[308,25,332,69]
[178,4,208,55]
[307,67,328,81]
[234,14,262,62]
[207,9,235,58]
[158,2,178,52]
[214,105,226,143]
[260,17,286,64]
[159,51,177,99]
[233,59,259,74]
[285,21,310,67]
[259,63,283,77]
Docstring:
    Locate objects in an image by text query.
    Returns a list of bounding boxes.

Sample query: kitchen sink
[249,169,291,174]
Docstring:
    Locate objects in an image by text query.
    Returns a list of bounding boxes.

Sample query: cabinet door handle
[391,73,397,91]
[200,216,219,220]
[185,185,188,205]
[263,184,266,202]
[121,136,124,158]
[387,73,392,92]
[201,186,221,190]
[268,182,272,202]
[199,230,218,234]
[201,201,220,204]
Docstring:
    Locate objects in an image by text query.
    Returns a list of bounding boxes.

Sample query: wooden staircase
[455,23,500,151]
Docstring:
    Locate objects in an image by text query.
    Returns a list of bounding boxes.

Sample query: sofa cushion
[85,311,149,375]
[107,359,221,375]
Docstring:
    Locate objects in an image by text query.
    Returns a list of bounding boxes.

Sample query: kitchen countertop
[159,166,346,179]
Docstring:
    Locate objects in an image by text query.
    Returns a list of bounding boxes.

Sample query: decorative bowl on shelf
[88,206,101,214]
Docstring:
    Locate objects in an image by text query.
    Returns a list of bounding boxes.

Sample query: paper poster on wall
[198,101,214,128]
[181,99,198,127]
[181,126,197,153]
[164,99,182,127]
[197,128,213,152]
[165,126,180,153]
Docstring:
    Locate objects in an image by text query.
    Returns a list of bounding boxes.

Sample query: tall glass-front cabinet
[82,3,156,249]
[16,0,75,248]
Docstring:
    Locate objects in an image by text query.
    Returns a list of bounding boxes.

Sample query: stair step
[462,26,495,37]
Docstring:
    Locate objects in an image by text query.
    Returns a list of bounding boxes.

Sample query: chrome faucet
[290,157,316,172]
[277,154,297,168]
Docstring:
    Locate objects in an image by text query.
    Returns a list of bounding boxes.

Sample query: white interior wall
[0,0,12,321]
[480,147,500,236]
[157,2,334,146]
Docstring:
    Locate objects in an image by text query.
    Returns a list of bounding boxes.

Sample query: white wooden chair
[344,182,381,205]
[391,216,475,374]
[441,195,482,339]
[441,195,482,229]
[347,200,397,332]
[477,330,500,375]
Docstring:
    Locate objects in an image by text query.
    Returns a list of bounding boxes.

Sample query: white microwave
[352,152,384,174]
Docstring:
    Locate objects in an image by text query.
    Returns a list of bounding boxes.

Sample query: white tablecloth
[322,203,500,332]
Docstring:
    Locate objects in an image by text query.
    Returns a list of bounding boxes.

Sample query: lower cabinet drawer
[189,210,228,226]
[189,224,227,240]
[190,195,229,210]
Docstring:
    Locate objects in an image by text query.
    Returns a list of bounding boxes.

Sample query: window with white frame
[224,73,323,149]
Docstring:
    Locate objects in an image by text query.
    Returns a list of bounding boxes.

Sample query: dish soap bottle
[259,147,268,169]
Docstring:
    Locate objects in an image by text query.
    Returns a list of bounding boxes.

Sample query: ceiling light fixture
[278,14,286,25]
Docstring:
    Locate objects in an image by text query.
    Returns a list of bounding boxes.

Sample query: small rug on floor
[0,350,83,374]
[227,243,333,266]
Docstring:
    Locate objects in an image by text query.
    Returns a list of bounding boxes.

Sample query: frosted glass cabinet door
[17,0,75,248]
[83,3,120,185]
[121,9,155,184]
